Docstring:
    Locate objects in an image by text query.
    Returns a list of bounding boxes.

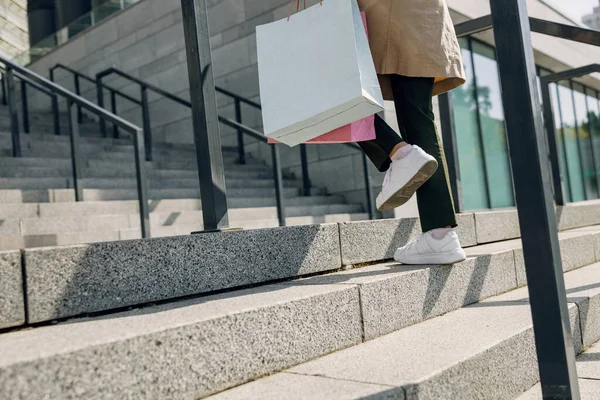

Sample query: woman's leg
[358,114,405,173]
[389,74,457,232]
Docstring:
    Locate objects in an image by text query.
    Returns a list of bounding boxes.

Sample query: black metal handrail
[92,66,377,225]
[0,69,61,136]
[438,12,600,397]
[50,63,141,137]
[1,56,150,238]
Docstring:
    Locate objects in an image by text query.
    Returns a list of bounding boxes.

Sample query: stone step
[0,132,240,154]
[1,240,599,399]
[0,188,330,204]
[0,213,369,251]
[7,213,598,324]
[0,165,275,180]
[0,147,256,165]
[1,197,348,219]
[0,176,301,190]
[520,344,600,400]
[0,156,272,174]
[4,204,361,237]
[0,131,132,147]
[209,262,600,400]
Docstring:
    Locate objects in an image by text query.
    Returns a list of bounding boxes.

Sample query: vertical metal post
[271,145,286,226]
[361,152,376,220]
[68,101,83,201]
[96,78,107,137]
[180,0,229,231]
[51,95,61,136]
[490,1,580,399]
[438,92,464,212]
[541,81,566,205]
[234,99,245,164]
[140,87,153,161]
[0,72,6,106]
[300,144,311,196]
[133,128,151,238]
[74,75,83,123]
[20,80,30,134]
[5,69,21,157]
[111,91,120,138]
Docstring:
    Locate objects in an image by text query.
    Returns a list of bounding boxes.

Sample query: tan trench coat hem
[358,0,466,100]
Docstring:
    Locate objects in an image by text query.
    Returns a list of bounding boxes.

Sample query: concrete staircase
[0,108,367,250]
[2,202,600,399]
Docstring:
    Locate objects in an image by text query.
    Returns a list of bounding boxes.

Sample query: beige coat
[357,0,465,100]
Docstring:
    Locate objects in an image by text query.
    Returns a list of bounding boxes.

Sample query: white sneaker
[376,145,438,211]
[394,230,467,265]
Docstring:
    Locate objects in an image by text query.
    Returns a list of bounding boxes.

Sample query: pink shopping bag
[268,11,375,145]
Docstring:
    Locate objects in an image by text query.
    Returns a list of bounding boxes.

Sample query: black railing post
[361,152,376,220]
[234,98,246,164]
[133,128,151,238]
[140,87,153,161]
[5,68,21,157]
[180,0,229,231]
[20,80,30,134]
[74,74,82,123]
[300,144,311,196]
[1,72,6,105]
[67,100,83,201]
[96,78,107,137]
[438,92,464,212]
[272,144,286,226]
[51,95,61,135]
[490,0,580,398]
[111,90,120,139]
[541,80,566,205]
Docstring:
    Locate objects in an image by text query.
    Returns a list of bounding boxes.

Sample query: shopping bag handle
[287,0,323,21]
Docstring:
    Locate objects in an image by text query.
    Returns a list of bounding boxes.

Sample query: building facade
[18,0,600,216]
[583,3,600,30]
[0,0,29,60]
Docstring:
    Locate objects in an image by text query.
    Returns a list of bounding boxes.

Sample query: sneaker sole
[377,159,439,211]
[394,248,467,265]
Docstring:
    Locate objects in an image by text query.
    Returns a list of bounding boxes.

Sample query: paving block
[474,208,520,244]
[282,246,516,340]
[0,284,361,399]
[455,212,477,247]
[557,200,600,231]
[518,379,600,400]
[0,236,25,251]
[338,218,421,265]
[23,223,342,322]
[20,215,130,236]
[515,231,598,286]
[0,219,20,236]
[0,203,39,219]
[500,262,600,349]
[286,300,581,400]
[578,342,600,381]
[338,215,477,266]
[207,372,404,400]
[0,250,24,329]
[287,302,541,400]
[39,201,140,218]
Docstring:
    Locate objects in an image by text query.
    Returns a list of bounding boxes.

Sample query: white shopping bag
[256,0,384,147]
